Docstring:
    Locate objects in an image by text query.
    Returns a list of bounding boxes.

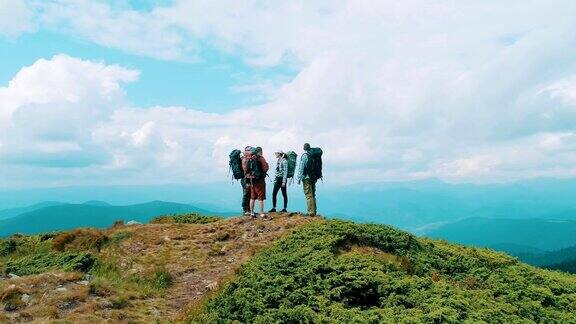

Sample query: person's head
[244,146,252,151]
[256,146,263,156]
[275,150,284,158]
[303,143,311,151]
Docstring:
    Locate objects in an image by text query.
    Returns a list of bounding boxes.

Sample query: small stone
[163,235,171,241]
[21,294,30,304]
[76,280,89,286]
[83,274,93,281]
[55,286,67,292]
[8,284,16,290]
[101,300,114,308]
[8,273,21,279]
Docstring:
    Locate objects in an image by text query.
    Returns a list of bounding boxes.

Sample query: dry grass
[0,213,317,322]
[52,229,109,252]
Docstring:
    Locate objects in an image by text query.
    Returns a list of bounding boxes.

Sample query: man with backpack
[229,147,251,215]
[297,143,323,216]
[242,146,270,218]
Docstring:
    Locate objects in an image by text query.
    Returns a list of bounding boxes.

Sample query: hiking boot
[250,212,256,218]
[280,208,287,213]
[268,208,277,213]
[243,211,251,216]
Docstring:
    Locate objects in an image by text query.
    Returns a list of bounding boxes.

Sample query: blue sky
[0,30,296,112]
[1,0,576,188]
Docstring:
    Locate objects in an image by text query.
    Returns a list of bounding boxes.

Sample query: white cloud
[0,54,139,168]
[4,1,576,185]
[0,0,34,37]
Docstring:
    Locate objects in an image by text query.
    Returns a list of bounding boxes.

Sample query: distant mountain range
[2,178,576,231]
[425,217,576,251]
[0,201,213,237]
[424,217,576,273]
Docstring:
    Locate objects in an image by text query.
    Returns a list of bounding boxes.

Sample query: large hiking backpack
[305,147,323,181]
[286,151,298,178]
[229,149,244,180]
[247,156,267,180]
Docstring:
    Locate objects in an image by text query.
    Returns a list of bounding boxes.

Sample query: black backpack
[247,156,266,180]
[305,148,323,181]
[229,149,244,180]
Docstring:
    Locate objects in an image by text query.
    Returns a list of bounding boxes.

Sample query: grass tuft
[5,252,96,276]
[151,213,222,224]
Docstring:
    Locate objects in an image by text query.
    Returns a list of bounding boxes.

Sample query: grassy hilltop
[1,213,575,323]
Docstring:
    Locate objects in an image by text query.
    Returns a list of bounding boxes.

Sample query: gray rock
[8,273,21,279]
[21,294,31,304]
[126,220,141,225]
[76,280,89,286]
[101,300,114,309]
[55,286,67,292]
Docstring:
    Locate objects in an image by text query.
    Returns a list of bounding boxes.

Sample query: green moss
[193,220,576,323]
[151,213,222,225]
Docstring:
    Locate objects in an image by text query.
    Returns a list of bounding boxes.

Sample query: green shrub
[5,252,96,276]
[151,213,222,224]
[193,220,576,323]
[0,239,17,256]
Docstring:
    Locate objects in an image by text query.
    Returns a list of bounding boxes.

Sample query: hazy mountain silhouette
[0,201,213,237]
[426,217,576,251]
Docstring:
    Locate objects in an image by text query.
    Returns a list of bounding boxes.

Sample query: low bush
[151,213,222,224]
[5,252,96,276]
[0,239,17,257]
[52,229,109,252]
[194,220,576,323]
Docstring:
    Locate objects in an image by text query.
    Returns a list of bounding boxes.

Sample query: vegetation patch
[4,252,96,276]
[0,239,17,257]
[1,286,26,311]
[52,229,109,252]
[105,231,132,247]
[193,220,576,323]
[151,213,222,224]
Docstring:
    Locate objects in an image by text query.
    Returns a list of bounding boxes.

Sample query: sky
[1,0,576,188]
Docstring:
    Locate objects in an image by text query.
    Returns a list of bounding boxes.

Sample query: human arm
[297,153,308,184]
[281,159,288,185]
[260,156,269,173]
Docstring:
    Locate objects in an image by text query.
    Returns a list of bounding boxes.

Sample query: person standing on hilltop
[269,150,289,213]
[243,146,269,218]
[240,146,253,215]
[228,147,251,215]
[297,143,323,216]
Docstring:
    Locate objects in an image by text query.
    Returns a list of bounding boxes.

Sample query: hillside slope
[0,201,212,237]
[194,220,576,323]
[2,214,576,323]
[0,214,314,322]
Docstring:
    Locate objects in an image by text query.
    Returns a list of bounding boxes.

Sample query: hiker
[229,147,252,215]
[269,150,289,213]
[297,143,323,216]
[242,146,269,218]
